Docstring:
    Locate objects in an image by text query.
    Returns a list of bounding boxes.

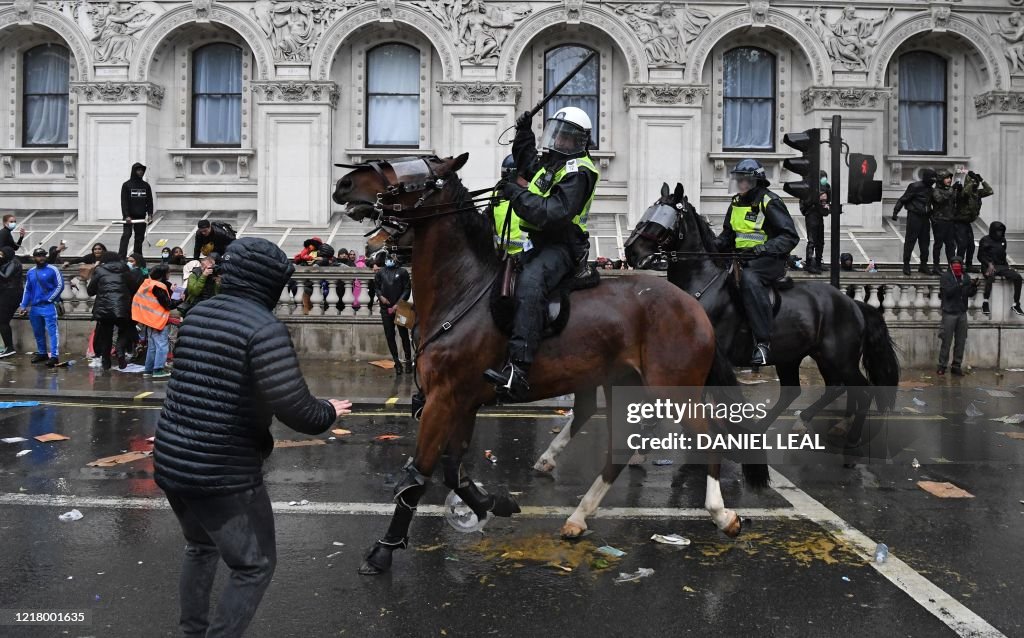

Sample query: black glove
[953,182,963,191]
[515,111,532,130]
[891,211,899,221]
[974,173,984,183]
[967,171,977,182]
[751,244,768,258]
[501,180,525,201]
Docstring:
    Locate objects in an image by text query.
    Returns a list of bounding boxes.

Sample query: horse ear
[660,183,670,199]
[674,183,685,200]
[448,152,470,173]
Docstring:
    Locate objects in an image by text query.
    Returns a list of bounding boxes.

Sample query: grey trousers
[938,312,968,369]
[166,484,277,638]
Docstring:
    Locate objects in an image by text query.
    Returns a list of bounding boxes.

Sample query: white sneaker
[0,348,15,359]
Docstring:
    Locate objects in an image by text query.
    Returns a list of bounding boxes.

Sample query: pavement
[1,358,1023,637]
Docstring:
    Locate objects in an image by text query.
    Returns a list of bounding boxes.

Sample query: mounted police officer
[714,159,799,366]
[491,154,526,256]
[483,107,599,400]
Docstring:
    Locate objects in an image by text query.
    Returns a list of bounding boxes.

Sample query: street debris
[550,426,562,434]
[841,576,850,582]
[911,397,926,407]
[374,434,402,441]
[332,428,351,436]
[596,545,626,558]
[902,406,922,414]
[682,586,697,593]
[87,451,152,467]
[917,481,975,499]
[332,541,344,547]
[911,458,920,469]
[484,450,498,464]
[58,509,83,522]
[0,401,40,409]
[288,500,310,506]
[34,433,70,442]
[985,389,1016,398]
[999,432,1024,440]
[874,543,888,564]
[15,450,30,457]
[274,439,325,448]
[591,558,611,570]
[326,551,342,559]
[965,403,984,418]
[1,437,28,443]
[652,459,674,466]
[547,562,573,572]
[991,414,1024,424]
[651,534,691,546]
[614,568,655,583]
[368,360,395,369]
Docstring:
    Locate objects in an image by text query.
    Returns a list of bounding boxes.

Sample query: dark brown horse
[334,154,760,575]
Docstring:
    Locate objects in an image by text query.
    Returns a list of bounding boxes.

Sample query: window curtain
[899,52,946,153]
[193,44,242,146]
[23,45,69,147]
[367,44,419,147]
[544,46,599,148]
[723,48,774,150]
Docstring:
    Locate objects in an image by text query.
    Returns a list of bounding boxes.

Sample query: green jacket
[954,179,993,223]
[930,184,957,222]
[186,272,219,303]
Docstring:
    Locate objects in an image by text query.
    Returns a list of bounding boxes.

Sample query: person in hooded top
[154,237,352,638]
[120,162,154,258]
[937,256,976,376]
[893,168,936,275]
[978,221,1024,317]
[87,251,135,371]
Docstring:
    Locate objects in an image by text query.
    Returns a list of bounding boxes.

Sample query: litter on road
[59,509,83,522]
[87,451,152,467]
[991,414,1024,424]
[917,481,975,499]
[652,459,674,466]
[614,568,655,583]
[16,449,31,457]
[34,433,70,442]
[651,534,691,546]
[596,546,626,558]
[2,437,28,443]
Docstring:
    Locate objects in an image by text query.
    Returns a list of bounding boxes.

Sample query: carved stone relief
[980,12,1024,74]
[192,0,211,22]
[564,0,583,24]
[250,80,340,107]
[801,87,893,112]
[435,81,521,104]
[611,3,713,67]
[14,0,34,23]
[251,0,355,63]
[800,5,894,71]
[974,90,1024,116]
[70,80,165,106]
[84,1,165,64]
[622,83,709,107]
[411,0,530,65]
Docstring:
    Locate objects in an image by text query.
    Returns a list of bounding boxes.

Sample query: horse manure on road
[470,534,607,572]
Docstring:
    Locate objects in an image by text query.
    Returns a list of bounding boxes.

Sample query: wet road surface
[0,361,1022,637]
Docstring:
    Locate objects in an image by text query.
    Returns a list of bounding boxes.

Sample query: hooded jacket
[930,170,957,222]
[978,221,1008,268]
[154,237,336,497]
[939,268,976,314]
[893,169,936,217]
[0,247,22,292]
[192,224,234,259]
[954,176,993,223]
[121,163,154,220]
[86,257,132,320]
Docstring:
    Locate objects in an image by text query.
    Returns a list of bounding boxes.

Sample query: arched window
[366,43,420,148]
[898,52,946,154]
[723,47,775,151]
[192,43,242,147]
[23,44,70,147]
[544,45,599,149]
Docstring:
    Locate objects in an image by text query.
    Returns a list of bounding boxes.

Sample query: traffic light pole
[830,115,842,289]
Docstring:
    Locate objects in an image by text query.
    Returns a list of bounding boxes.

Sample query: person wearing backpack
[193,220,235,259]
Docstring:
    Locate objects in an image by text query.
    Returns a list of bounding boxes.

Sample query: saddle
[490,254,601,337]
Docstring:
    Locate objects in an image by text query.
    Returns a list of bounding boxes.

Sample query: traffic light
[848,153,882,205]
[782,128,821,204]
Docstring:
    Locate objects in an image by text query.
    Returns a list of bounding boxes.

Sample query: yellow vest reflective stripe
[520,155,599,233]
[131,278,170,330]
[730,193,772,248]
[492,192,527,255]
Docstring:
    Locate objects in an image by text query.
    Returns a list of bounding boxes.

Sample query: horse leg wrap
[385,458,431,543]
[442,455,521,519]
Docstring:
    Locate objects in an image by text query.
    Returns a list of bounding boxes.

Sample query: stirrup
[751,344,769,366]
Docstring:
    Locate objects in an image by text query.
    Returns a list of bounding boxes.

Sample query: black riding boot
[484,359,531,402]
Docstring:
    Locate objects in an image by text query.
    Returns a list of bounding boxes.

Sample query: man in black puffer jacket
[87,252,135,370]
[154,237,351,638]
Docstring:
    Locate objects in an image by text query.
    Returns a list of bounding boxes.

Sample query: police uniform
[484,108,598,399]
[716,162,799,364]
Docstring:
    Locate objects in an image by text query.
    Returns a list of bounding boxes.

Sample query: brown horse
[334,153,759,576]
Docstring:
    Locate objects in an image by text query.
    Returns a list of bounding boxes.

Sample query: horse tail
[856,301,901,413]
[704,339,770,490]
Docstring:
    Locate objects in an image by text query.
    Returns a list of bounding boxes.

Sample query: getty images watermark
[606,384,960,466]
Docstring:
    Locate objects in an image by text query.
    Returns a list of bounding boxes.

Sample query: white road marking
[0,492,791,521]
[769,468,1006,638]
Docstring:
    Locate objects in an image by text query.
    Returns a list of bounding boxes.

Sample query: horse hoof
[560,521,587,539]
[358,544,393,576]
[722,513,742,538]
[533,458,556,473]
[791,419,808,436]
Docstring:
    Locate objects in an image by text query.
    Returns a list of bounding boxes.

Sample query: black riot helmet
[500,154,516,181]
[730,158,769,193]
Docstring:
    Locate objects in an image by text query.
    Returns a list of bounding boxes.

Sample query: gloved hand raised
[515,111,532,131]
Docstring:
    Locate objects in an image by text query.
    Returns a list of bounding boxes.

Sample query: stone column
[70,82,165,223]
[974,92,1024,231]
[251,81,339,227]
[435,82,522,191]
[622,84,709,225]
[800,87,894,231]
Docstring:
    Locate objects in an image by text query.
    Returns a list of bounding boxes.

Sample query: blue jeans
[144,325,169,373]
[28,304,58,358]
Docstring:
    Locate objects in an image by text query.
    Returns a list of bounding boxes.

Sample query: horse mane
[448,177,499,268]
[686,203,728,270]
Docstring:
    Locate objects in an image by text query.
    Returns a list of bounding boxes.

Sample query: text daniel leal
[626,432,826,451]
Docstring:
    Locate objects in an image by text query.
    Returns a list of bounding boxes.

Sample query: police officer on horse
[483,107,599,400]
[715,159,799,366]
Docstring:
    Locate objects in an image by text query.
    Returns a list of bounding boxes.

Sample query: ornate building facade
[2,0,1024,256]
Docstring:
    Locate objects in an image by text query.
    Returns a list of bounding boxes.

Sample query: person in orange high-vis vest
[132,264,177,379]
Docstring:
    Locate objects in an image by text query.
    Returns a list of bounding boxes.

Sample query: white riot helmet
[540,106,592,157]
